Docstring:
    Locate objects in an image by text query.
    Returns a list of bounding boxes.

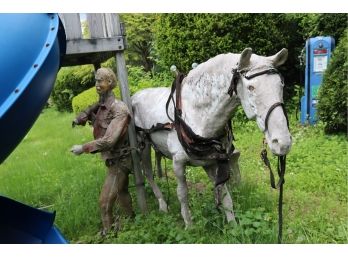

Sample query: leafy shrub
[317,30,348,134]
[155,14,289,72]
[127,66,172,94]
[72,65,173,114]
[312,14,347,44]
[51,65,95,112]
[72,86,121,114]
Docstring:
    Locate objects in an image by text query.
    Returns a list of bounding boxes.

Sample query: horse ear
[238,48,252,70]
[271,48,288,67]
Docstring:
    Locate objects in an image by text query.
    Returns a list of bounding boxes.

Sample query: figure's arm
[72,103,99,127]
[81,112,130,154]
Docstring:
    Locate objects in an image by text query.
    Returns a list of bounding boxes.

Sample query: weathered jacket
[75,91,131,160]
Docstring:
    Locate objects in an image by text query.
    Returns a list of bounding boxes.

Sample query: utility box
[300,36,335,125]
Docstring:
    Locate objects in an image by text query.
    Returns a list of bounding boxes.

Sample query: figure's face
[95,75,112,95]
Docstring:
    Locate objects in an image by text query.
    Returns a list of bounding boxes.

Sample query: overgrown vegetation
[72,86,121,114]
[52,13,346,123]
[71,65,172,114]
[51,65,95,112]
[0,108,346,243]
[317,29,348,134]
[121,14,158,72]
[154,13,307,100]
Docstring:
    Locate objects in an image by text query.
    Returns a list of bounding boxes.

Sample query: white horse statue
[131,48,292,228]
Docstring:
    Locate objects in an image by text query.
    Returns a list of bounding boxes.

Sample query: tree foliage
[121,14,157,72]
[317,29,347,134]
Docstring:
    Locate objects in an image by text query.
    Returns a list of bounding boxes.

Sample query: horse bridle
[228,66,290,243]
[227,66,289,133]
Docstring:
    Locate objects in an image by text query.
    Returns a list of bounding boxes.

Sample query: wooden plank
[58,14,82,40]
[113,14,148,214]
[65,37,124,55]
[87,14,106,38]
[104,13,118,37]
[60,52,115,67]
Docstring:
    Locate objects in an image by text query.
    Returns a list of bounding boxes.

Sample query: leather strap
[264,102,289,132]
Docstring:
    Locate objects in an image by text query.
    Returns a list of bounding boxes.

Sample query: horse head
[235,48,292,156]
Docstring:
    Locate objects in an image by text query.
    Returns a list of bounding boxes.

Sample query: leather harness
[165,73,235,187]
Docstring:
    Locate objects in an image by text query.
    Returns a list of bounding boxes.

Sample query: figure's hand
[70,145,83,155]
[72,119,79,128]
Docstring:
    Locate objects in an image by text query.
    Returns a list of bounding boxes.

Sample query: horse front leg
[229,149,241,186]
[140,138,168,212]
[155,150,163,179]
[173,159,192,228]
[203,165,236,223]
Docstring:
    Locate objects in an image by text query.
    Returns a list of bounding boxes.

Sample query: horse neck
[180,54,240,138]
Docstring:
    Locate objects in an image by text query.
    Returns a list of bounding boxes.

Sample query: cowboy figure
[70,67,134,235]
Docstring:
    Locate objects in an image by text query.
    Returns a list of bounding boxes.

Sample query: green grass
[0,108,347,243]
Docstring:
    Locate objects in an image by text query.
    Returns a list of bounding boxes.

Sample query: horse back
[131,87,174,129]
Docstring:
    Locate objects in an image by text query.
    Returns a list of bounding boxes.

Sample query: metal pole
[113,14,147,214]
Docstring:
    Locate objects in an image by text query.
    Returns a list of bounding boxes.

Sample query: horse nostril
[272,138,279,144]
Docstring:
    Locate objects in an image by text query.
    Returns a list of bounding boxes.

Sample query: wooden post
[113,14,147,214]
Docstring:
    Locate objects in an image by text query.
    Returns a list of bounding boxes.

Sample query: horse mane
[180,54,240,137]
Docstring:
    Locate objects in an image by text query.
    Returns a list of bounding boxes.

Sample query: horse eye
[248,85,255,91]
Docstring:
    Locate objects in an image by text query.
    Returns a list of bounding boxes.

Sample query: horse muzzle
[266,132,292,156]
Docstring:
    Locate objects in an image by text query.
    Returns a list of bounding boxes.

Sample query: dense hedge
[317,30,347,134]
[72,86,121,114]
[154,13,305,100]
[51,65,95,112]
[313,14,347,44]
[155,14,288,71]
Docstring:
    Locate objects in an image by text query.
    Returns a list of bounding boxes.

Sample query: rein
[228,65,289,244]
[260,143,286,243]
[261,102,289,244]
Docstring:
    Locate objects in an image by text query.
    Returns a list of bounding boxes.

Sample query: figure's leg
[173,159,192,228]
[141,141,168,212]
[115,167,134,217]
[99,167,119,235]
[203,165,236,223]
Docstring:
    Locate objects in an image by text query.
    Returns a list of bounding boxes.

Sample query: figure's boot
[100,208,113,236]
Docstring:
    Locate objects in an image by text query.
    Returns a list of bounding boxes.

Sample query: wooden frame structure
[58,13,147,213]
